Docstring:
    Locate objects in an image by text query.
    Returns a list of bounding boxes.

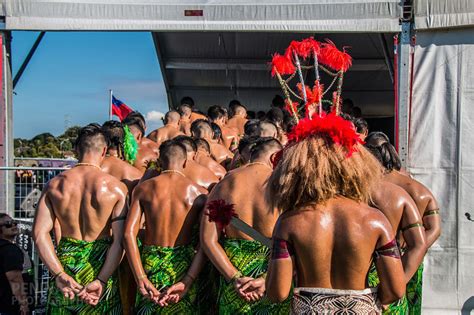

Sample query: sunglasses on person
[0,221,17,228]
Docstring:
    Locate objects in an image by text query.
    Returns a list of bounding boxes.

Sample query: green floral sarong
[218,238,291,314]
[406,263,423,315]
[47,237,121,315]
[135,244,198,314]
[368,262,408,314]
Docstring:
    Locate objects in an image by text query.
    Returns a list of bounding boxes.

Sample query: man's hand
[238,277,266,302]
[157,281,188,306]
[78,279,105,306]
[138,278,160,303]
[55,273,83,300]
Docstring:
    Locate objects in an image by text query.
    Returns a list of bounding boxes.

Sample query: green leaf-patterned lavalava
[47,237,122,315]
[217,238,291,314]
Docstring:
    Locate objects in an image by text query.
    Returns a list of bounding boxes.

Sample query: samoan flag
[111,95,133,121]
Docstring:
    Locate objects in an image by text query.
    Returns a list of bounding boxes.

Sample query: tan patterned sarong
[291,287,381,315]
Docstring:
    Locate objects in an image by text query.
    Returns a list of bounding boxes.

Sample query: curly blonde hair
[268,135,382,212]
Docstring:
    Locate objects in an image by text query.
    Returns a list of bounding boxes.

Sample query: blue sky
[12,31,167,139]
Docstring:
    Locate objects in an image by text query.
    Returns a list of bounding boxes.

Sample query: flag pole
[109,89,113,120]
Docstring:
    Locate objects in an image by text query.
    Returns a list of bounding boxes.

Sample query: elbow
[379,286,405,305]
[266,288,290,303]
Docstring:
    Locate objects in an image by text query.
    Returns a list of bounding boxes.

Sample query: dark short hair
[74,123,109,156]
[159,140,187,164]
[210,122,222,140]
[238,135,260,154]
[208,105,226,121]
[353,117,368,134]
[102,120,124,151]
[266,108,284,125]
[194,138,211,153]
[191,119,212,138]
[174,135,197,153]
[180,96,195,107]
[365,132,401,171]
[244,120,260,137]
[250,137,282,160]
[122,114,146,136]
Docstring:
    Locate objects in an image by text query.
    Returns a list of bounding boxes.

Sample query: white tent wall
[409,27,474,313]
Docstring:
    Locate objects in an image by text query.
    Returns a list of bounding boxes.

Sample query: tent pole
[13,32,45,90]
[397,21,412,169]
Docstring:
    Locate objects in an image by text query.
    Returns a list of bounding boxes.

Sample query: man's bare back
[148,125,183,144]
[102,156,142,196]
[131,173,206,246]
[227,116,247,137]
[274,197,396,289]
[209,142,234,165]
[194,150,226,179]
[182,160,218,190]
[45,166,127,241]
[209,163,277,239]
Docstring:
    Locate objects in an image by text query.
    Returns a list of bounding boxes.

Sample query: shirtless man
[33,124,128,314]
[124,140,208,313]
[178,104,193,135]
[208,105,239,150]
[194,138,227,179]
[174,135,219,190]
[227,102,248,137]
[101,120,142,195]
[181,96,207,123]
[147,111,184,145]
[101,120,142,314]
[229,135,260,170]
[191,119,233,166]
[122,113,159,173]
[365,132,441,313]
[265,122,405,313]
[201,137,290,313]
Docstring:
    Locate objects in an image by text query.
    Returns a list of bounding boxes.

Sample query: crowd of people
[13,94,441,315]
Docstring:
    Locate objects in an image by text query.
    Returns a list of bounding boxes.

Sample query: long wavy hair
[267,134,382,213]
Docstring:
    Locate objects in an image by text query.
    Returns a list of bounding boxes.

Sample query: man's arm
[423,194,441,247]
[374,213,406,305]
[81,184,128,305]
[33,188,82,299]
[159,194,209,305]
[265,216,293,303]
[123,185,160,302]
[400,195,427,283]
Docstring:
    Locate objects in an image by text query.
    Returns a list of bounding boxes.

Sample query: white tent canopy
[2,0,401,32]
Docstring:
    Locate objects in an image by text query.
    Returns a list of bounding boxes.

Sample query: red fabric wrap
[271,237,294,259]
[374,238,401,259]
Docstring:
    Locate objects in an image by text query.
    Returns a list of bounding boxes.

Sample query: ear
[101,146,107,158]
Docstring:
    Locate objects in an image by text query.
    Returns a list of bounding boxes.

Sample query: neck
[166,123,179,128]
[249,158,271,168]
[186,153,195,161]
[79,154,102,166]
[107,148,119,157]
[196,149,209,157]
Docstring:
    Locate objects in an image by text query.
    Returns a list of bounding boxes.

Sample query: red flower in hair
[271,53,295,76]
[206,199,238,230]
[319,40,352,72]
[287,113,363,157]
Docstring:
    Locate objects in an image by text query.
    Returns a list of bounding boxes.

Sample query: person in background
[181,96,207,123]
[246,111,256,119]
[208,105,239,150]
[194,138,227,180]
[342,98,354,115]
[178,103,193,136]
[192,120,233,166]
[227,101,248,137]
[147,111,184,146]
[0,214,30,315]
[353,117,369,141]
